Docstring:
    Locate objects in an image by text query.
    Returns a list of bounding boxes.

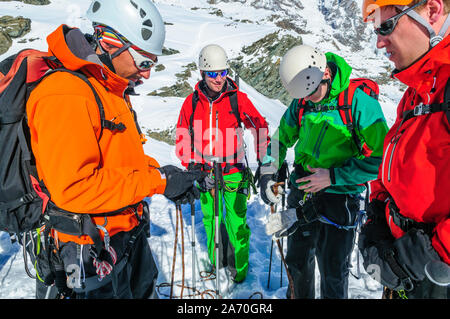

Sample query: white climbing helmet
[279,45,327,99]
[86,0,166,55]
[198,44,230,71]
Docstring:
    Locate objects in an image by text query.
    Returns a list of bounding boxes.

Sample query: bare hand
[296,165,331,193]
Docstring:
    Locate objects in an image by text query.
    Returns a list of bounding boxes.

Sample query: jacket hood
[320,52,352,104]
[46,24,133,93]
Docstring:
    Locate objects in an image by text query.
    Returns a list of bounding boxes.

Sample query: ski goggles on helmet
[94,24,157,71]
[374,0,426,36]
[204,70,228,79]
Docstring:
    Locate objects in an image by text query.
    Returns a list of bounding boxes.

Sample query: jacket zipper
[209,101,213,156]
[381,142,392,185]
[382,132,402,183]
[313,121,329,159]
[216,110,219,157]
[387,133,402,182]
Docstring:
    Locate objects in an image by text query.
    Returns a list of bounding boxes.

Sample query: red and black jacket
[369,36,450,264]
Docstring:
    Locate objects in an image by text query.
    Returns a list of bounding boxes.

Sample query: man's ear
[98,40,118,55]
[323,67,332,80]
[426,0,446,25]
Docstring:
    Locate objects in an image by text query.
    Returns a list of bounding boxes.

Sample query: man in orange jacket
[360,0,449,299]
[26,0,205,298]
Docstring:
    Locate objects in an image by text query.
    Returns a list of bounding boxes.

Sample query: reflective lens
[205,70,228,79]
[128,46,157,71]
[374,0,426,36]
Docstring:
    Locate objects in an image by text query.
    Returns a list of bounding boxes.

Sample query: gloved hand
[358,201,413,291]
[258,163,284,205]
[393,228,441,282]
[359,199,392,245]
[195,175,215,192]
[158,165,206,204]
[366,198,387,220]
[265,208,300,239]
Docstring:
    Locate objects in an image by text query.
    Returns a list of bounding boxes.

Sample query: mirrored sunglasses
[205,70,228,79]
[128,46,157,72]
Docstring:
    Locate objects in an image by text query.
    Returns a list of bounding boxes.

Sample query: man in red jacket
[175,44,269,283]
[360,0,449,298]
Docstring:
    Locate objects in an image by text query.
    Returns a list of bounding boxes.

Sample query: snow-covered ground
[0,0,400,299]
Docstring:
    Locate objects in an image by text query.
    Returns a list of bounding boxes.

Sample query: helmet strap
[323,78,332,100]
[97,51,116,73]
[110,42,131,59]
[398,5,450,47]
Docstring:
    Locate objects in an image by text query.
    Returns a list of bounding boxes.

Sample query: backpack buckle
[21,192,37,204]
[413,103,430,116]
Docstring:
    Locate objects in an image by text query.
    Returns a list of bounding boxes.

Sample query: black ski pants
[285,187,360,299]
[36,227,158,299]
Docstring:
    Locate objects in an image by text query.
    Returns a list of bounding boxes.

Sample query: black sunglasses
[374,0,426,36]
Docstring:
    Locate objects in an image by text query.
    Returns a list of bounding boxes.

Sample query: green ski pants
[200,170,250,282]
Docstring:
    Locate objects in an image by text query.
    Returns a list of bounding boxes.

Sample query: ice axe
[267,181,296,299]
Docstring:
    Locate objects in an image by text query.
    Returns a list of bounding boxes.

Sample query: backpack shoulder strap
[229,90,242,127]
[189,90,199,133]
[296,98,308,128]
[444,78,450,125]
[188,90,199,155]
[39,68,127,141]
[336,79,380,157]
[401,78,450,126]
[39,68,112,141]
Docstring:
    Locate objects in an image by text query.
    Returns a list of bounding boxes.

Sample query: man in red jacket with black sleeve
[360,0,449,299]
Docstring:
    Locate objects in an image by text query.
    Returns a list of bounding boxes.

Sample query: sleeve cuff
[329,167,336,185]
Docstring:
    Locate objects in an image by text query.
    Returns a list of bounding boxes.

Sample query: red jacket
[175,79,269,172]
[370,36,450,264]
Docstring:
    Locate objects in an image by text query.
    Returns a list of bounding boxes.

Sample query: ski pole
[169,204,180,299]
[270,183,295,299]
[190,201,197,298]
[213,161,221,298]
[179,205,186,299]
[280,190,286,288]
[267,239,274,289]
[280,237,284,288]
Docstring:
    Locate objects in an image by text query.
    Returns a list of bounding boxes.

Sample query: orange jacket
[26,25,166,245]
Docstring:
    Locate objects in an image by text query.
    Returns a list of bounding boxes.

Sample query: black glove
[258,163,283,205]
[196,175,215,192]
[393,228,440,282]
[358,199,408,290]
[359,200,393,246]
[159,165,206,204]
[366,198,387,221]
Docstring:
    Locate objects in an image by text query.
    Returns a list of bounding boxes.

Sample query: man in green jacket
[261,45,389,299]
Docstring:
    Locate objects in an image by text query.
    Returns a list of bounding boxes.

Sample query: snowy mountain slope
[0,0,402,299]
